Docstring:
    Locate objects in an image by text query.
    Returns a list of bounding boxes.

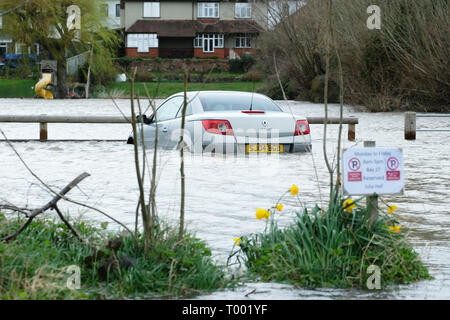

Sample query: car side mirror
[136,114,151,125]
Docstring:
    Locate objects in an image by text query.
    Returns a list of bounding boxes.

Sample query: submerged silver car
[127,91,312,153]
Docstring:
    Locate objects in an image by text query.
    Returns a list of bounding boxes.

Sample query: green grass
[0,212,232,299]
[0,79,36,98]
[233,193,431,289]
[0,79,263,99]
[95,81,264,99]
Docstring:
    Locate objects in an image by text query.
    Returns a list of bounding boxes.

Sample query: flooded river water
[0,98,449,299]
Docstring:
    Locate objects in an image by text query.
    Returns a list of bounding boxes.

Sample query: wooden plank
[0,115,130,123]
[307,117,359,124]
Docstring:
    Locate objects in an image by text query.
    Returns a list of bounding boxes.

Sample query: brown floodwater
[0,98,449,299]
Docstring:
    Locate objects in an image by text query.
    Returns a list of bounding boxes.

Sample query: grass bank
[0,212,232,299]
[0,79,263,99]
[94,81,264,99]
[232,188,431,289]
[0,79,36,98]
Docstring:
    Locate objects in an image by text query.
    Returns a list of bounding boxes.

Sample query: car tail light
[202,120,234,135]
[295,120,310,135]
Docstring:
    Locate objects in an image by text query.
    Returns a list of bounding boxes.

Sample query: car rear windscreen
[199,92,282,112]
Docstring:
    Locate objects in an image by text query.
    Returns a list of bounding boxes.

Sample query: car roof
[167,91,270,100]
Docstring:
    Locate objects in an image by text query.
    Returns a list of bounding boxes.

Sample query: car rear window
[198,92,282,112]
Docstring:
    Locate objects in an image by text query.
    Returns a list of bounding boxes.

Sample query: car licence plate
[247,144,283,153]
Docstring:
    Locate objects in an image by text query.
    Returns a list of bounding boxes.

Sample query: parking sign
[343,147,404,195]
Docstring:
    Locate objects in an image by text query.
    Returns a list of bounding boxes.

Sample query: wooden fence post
[405,112,416,140]
[39,120,48,141]
[364,141,378,227]
[348,123,356,141]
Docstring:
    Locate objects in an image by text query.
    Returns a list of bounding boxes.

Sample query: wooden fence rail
[405,112,450,140]
[0,115,358,142]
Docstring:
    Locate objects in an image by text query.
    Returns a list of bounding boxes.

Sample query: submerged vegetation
[232,186,431,289]
[0,213,231,299]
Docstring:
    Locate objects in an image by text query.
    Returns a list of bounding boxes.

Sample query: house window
[0,43,7,59]
[15,43,27,54]
[235,3,251,18]
[143,2,160,18]
[33,43,40,56]
[115,4,121,17]
[235,34,252,48]
[127,33,158,53]
[194,34,224,53]
[198,2,219,18]
[14,43,40,55]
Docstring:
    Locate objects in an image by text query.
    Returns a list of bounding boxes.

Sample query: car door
[165,99,194,148]
[153,96,184,148]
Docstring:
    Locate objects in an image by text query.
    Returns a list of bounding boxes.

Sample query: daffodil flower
[388,225,401,233]
[343,199,355,213]
[233,237,242,246]
[388,205,397,215]
[276,204,283,212]
[290,184,299,196]
[256,208,270,220]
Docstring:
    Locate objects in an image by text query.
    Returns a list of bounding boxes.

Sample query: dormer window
[198,2,219,18]
[235,3,252,19]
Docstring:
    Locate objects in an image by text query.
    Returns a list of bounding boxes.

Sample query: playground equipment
[35,73,54,99]
[35,60,57,99]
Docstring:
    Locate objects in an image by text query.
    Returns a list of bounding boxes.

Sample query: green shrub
[0,215,232,299]
[229,55,255,73]
[232,190,431,289]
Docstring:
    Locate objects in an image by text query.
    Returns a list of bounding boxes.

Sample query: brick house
[120,0,268,59]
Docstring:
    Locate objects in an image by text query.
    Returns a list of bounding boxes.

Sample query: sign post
[364,141,378,226]
[343,142,404,227]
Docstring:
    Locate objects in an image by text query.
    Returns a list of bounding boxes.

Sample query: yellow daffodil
[276,204,283,212]
[343,199,356,213]
[290,184,299,196]
[388,225,401,233]
[388,205,397,215]
[256,208,270,220]
[233,237,242,246]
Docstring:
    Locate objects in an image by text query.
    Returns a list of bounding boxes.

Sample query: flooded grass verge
[0,213,233,299]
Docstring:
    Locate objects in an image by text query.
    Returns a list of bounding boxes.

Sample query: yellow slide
[35,73,54,99]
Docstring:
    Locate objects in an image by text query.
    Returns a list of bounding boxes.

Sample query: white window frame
[15,43,40,55]
[127,33,159,53]
[235,34,252,48]
[194,34,224,53]
[143,2,160,18]
[235,3,252,19]
[15,43,26,54]
[197,2,219,18]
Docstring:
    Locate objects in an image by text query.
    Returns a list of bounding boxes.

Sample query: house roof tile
[126,20,263,37]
